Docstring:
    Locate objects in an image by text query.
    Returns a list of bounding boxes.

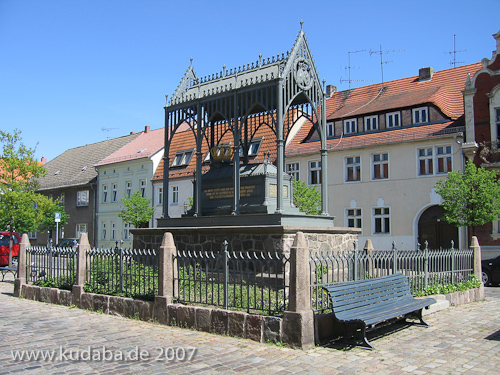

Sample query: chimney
[419,67,434,82]
[144,126,150,133]
[326,85,337,97]
[41,157,47,163]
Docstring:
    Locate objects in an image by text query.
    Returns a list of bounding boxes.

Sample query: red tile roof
[153,117,280,181]
[326,63,482,121]
[286,122,462,156]
[95,127,164,166]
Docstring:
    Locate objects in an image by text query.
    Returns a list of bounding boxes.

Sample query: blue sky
[1,0,499,162]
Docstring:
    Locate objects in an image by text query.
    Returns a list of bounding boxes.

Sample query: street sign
[55,212,61,223]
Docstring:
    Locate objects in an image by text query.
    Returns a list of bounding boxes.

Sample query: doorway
[418,205,458,249]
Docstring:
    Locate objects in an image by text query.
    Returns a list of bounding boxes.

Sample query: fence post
[222,240,229,310]
[117,241,124,294]
[392,241,397,274]
[282,231,314,350]
[157,232,176,304]
[13,234,30,297]
[364,239,374,277]
[72,233,90,307]
[424,241,429,289]
[353,240,358,281]
[470,236,482,281]
[451,240,456,284]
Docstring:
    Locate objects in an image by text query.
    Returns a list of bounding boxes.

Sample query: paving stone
[1,281,500,374]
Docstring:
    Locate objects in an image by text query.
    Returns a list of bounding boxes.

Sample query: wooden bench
[322,273,436,350]
[0,267,18,282]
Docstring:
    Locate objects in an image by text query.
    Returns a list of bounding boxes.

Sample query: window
[346,208,362,229]
[126,181,132,199]
[286,162,300,180]
[171,185,179,205]
[102,185,108,203]
[344,119,357,134]
[345,156,361,182]
[364,115,378,131]
[28,231,37,239]
[111,222,116,241]
[157,187,163,206]
[413,107,428,124]
[77,190,89,207]
[248,139,262,156]
[59,193,65,206]
[372,153,389,180]
[373,207,390,234]
[123,223,130,241]
[101,222,107,240]
[327,121,335,137]
[76,223,88,238]
[309,160,322,185]
[140,180,146,198]
[111,183,117,203]
[386,111,401,128]
[437,146,452,174]
[496,108,500,142]
[418,147,434,175]
[171,149,194,167]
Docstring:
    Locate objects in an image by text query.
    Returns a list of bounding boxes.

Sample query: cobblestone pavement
[1,279,499,375]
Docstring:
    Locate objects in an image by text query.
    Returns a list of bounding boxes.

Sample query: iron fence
[174,241,289,315]
[26,246,77,290]
[310,242,474,312]
[85,245,159,300]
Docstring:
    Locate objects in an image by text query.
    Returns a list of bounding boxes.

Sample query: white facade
[96,150,163,248]
[286,134,466,251]
[152,176,194,225]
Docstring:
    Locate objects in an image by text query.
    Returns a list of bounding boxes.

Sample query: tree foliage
[118,191,155,228]
[292,178,322,215]
[0,129,50,233]
[435,160,500,235]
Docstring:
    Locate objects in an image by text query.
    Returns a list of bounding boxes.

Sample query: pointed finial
[300,20,303,30]
[190,57,193,66]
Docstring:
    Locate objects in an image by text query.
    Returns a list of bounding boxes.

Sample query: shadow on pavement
[320,320,415,350]
[485,330,500,341]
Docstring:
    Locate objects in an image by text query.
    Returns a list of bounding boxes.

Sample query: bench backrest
[322,273,414,315]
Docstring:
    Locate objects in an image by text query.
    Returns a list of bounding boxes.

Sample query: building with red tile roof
[94,126,164,248]
[285,61,482,251]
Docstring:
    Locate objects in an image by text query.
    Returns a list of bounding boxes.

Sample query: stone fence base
[20,285,285,347]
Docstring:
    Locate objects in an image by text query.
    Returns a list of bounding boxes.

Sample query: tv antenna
[102,127,119,139]
[446,34,466,68]
[340,50,371,89]
[369,45,404,84]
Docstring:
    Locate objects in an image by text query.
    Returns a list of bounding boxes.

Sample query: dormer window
[386,111,401,128]
[344,119,357,134]
[413,107,428,124]
[171,149,194,167]
[364,115,378,131]
[327,121,335,137]
[239,138,262,158]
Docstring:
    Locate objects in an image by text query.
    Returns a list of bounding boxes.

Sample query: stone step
[422,295,450,316]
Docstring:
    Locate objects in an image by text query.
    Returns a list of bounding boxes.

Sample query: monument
[134,25,358,254]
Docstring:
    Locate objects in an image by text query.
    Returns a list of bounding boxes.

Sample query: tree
[435,160,500,236]
[0,129,47,265]
[292,178,322,215]
[118,191,155,229]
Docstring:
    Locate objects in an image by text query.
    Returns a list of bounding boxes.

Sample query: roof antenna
[340,50,371,89]
[370,45,404,84]
[446,34,465,68]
